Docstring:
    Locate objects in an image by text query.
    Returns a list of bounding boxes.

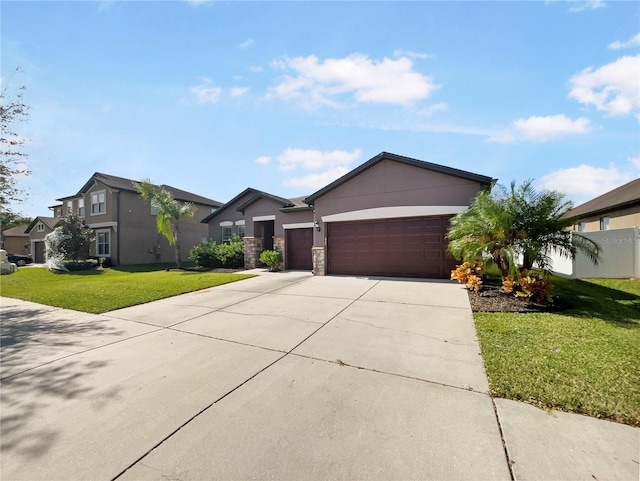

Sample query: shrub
[62,259,99,271]
[190,242,219,268]
[189,236,244,269]
[259,250,283,271]
[451,261,484,292]
[217,236,244,268]
[503,270,554,304]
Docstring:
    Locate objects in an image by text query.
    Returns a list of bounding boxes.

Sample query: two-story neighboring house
[29,172,222,266]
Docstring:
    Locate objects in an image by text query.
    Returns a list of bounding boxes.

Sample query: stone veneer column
[243,237,262,269]
[312,246,325,276]
[273,236,285,271]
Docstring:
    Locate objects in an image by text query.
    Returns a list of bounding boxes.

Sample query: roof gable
[1,225,30,236]
[57,172,221,206]
[25,216,58,234]
[305,152,495,204]
[567,178,640,219]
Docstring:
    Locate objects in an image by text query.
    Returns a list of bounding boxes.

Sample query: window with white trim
[78,199,85,217]
[91,191,106,215]
[600,216,610,231]
[37,222,45,232]
[97,230,110,256]
[66,201,73,215]
[237,225,245,238]
[222,226,233,243]
[55,207,62,217]
[578,222,586,233]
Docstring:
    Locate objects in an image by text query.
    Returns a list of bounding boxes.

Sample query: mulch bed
[465,281,566,313]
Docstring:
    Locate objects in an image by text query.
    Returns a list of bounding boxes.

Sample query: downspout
[116,191,121,266]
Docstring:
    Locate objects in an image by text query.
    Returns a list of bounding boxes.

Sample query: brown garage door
[34,241,45,263]
[327,216,457,278]
[285,228,313,270]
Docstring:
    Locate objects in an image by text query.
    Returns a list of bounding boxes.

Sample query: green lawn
[0,265,256,314]
[475,277,640,426]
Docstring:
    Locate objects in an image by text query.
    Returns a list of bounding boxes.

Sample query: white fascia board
[283,222,314,230]
[321,206,468,223]
[87,221,118,229]
[219,221,234,227]
[253,215,276,221]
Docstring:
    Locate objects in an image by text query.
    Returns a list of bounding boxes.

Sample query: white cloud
[238,38,254,50]
[537,162,638,201]
[566,0,606,13]
[283,166,351,189]
[417,102,448,116]
[487,114,592,143]
[185,0,214,6]
[277,148,361,172]
[608,33,640,50]
[230,87,249,97]
[249,66,263,73]
[255,156,271,165]
[393,49,432,60]
[189,78,222,104]
[272,147,362,190]
[568,54,640,118]
[628,156,640,169]
[268,54,438,107]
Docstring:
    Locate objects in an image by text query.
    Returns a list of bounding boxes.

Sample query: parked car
[8,254,33,266]
[1,250,17,274]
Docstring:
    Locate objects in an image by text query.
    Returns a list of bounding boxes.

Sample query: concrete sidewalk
[1,271,638,480]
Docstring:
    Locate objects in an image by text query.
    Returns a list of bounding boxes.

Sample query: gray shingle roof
[567,178,640,219]
[57,172,222,206]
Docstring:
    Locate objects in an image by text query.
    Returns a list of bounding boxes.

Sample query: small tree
[1,67,31,218]
[132,179,196,269]
[447,180,600,280]
[56,214,94,261]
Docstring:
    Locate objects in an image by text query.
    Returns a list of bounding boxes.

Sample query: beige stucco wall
[116,190,212,265]
[2,235,30,254]
[574,205,640,232]
[206,202,247,244]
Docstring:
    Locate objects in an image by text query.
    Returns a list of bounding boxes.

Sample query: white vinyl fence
[550,227,640,279]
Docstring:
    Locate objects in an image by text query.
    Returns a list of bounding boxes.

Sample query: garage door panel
[285,228,313,270]
[327,216,457,278]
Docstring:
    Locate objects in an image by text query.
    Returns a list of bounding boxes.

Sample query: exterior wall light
[314,220,320,231]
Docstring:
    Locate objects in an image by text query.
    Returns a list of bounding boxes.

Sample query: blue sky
[2,0,639,218]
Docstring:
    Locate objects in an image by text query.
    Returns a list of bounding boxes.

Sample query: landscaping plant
[447,180,600,281]
[259,250,283,271]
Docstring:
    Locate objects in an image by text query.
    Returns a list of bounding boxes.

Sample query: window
[66,201,73,215]
[578,222,586,232]
[91,191,106,215]
[150,199,160,216]
[97,231,110,256]
[237,225,245,238]
[222,226,233,243]
[55,207,62,217]
[78,199,85,217]
[37,222,44,232]
[600,217,610,231]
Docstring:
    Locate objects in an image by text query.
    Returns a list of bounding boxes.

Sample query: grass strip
[1,266,255,314]
[475,277,640,426]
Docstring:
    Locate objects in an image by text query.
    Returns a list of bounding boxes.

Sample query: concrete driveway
[1,272,637,480]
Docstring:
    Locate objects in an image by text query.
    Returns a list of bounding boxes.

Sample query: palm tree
[132,179,196,269]
[447,181,600,279]
[506,180,600,272]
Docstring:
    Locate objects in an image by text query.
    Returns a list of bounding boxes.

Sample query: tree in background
[0,67,31,218]
[56,214,94,261]
[132,179,196,269]
[447,180,600,280]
